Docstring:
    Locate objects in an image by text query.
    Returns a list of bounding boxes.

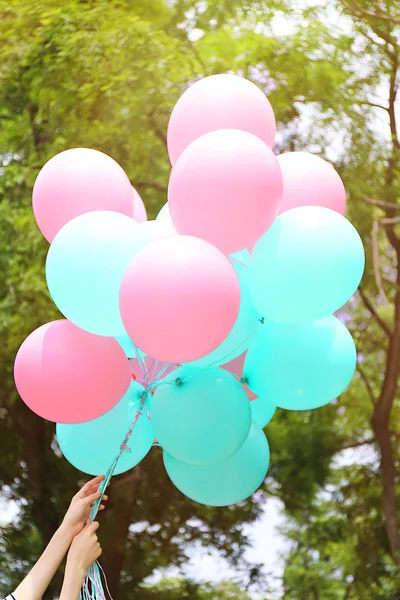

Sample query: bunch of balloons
[14,74,365,508]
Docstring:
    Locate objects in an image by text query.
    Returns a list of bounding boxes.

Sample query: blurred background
[1,0,400,598]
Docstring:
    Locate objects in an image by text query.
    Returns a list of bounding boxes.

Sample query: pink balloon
[120,236,240,363]
[132,187,147,223]
[33,148,133,242]
[278,152,346,215]
[222,352,257,401]
[168,129,283,255]
[14,320,131,424]
[168,74,276,165]
[129,357,176,387]
[140,219,177,240]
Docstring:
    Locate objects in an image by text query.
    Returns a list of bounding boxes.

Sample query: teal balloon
[56,382,153,476]
[151,366,251,465]
[115,336,145,359]
[46,211,151,336]
[251,397,276,428]
[156,202,173,224]
[248,206,365,322]
[164,422,270,506]
[115,335,135,358]
[186,261,261,369]
[244,316,356,410]
[230,248,251,267]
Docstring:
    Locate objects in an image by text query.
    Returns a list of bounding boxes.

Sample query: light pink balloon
[278,152,346,215]
[33,148,133,242]
[168,74,276,165]
[222,352,258,401]
[129,357,176,386]
[140,219,177,240]
[168,129,283,255]
[120,236,240,363]
[132,187,147,223]
[14,320,131,424]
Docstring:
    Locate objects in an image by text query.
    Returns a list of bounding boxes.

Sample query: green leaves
[1,0,400,597]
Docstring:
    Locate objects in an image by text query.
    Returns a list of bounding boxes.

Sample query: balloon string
[81,394,147,600]
[133,344,149,388]
[146,316,264,394]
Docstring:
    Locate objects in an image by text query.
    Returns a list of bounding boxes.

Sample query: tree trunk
[372,262,400,565]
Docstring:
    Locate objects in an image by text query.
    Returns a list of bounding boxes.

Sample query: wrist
[66,555,86,581]
[57,521,76,546]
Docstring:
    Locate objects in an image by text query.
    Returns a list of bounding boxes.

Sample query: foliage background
[1,1,400,598]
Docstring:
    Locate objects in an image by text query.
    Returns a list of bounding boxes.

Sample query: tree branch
[340,437,376,450]
[340,1,398,57]
[352,5,400,25]
[372,218,390,306]
[135,180,167,192]
[358,286,392,337]
[147,109,168,148]
[363,197,400,212]
[362,101,390,112]
[357,364,377,405]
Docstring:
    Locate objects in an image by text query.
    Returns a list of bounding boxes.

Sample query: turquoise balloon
[230,248,251,267]
[251,397,276,428]
[164,422,270,506]
[156,202,173,223]
[115,336,145,359]
[115,335,136,358]
[248,206,365,322]
[56,382,153,476]
[244,316,356,410]
[186,261,261,369]
[46,211,151,336]
[151,367,251,465]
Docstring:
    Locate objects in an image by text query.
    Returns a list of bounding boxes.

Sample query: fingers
[77,476,104,498]
[89,521,100,533]
[98,504,105,511]
[83,490,102,506]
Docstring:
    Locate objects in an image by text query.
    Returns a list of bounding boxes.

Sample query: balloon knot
[259,316,265,325]
[139,390,148,401]
[240,376,249,385]
[175,377,184,387]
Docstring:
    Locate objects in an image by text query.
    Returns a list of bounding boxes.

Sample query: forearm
[59,562,85,600]
[14,524,73,600]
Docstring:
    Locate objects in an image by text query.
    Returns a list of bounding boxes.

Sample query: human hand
[61,476,108,538]
[66,521,102,574]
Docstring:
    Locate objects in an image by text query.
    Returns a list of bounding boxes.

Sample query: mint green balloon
[248,206,364,322]
[46,211,151,336]
[186,261,261,369]
[115,335,136,358]
[164,422,270,506]
[156,202,173,223]
[151,367,251,465]
[251,397,276,428]
[115,336,145,359]
[230,248,251,266]
[244,316,356,410]
[56,382,153,476]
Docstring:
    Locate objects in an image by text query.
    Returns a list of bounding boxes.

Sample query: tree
[1,0,400,598]
[0,1,263,597]
[140,577,256,599]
